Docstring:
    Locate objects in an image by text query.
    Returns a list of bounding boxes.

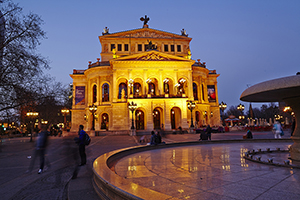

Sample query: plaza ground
[0,130,297,200]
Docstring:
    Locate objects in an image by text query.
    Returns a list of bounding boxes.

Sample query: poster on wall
[75,86,85,105]
[207,85,216,102]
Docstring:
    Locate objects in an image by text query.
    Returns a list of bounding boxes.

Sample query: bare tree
[0,0,49,116]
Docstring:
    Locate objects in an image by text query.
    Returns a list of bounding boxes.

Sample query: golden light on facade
[70,20,221,133]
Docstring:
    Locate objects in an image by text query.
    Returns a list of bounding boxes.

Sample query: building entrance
[135,110,144,130]
[153,108,160,129]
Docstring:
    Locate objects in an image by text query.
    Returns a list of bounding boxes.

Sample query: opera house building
[70,21,221,135]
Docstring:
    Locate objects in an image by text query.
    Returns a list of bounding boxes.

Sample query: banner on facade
[207,85,216,102]
[75,86,85,105]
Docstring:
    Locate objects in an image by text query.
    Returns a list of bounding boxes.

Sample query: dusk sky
[15,0,300,112]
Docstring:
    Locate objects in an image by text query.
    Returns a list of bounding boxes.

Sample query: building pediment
[100,28,191,40]
[111,50,194,63]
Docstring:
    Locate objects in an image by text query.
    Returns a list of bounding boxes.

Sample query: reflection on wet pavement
[114,142,300,200]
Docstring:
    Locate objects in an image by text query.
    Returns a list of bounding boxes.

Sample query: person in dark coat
[206,125,212,140]
[199,131,208,141]
[156,131,162,144]
[246,130,253,139]
[150,131,157,145]
[27,124,50,174]
[77,125,87,166]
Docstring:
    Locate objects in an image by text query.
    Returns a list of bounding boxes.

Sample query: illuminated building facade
[70,21,220,134]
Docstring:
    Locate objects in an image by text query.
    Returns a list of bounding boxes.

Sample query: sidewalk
[0,131,294,200]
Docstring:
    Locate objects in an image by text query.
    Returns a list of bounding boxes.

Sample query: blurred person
[273,121,282,139]
[75,125,87,166]
[199,130,208,141]
[206,125,212,140]
[150,131,157,145]
[27,124,50,174]
[243,130,253,139]
[156,131,162,144]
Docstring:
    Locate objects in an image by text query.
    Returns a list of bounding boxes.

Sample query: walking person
[27,124,50,174]
[206,125,212,140]
[77,125,87,166]
[273,121,282,139]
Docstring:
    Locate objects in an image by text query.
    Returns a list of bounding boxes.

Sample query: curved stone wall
[92,139,292,199]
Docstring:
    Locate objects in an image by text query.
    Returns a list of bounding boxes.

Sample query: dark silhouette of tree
[225,105,242,118]
[0,0,49,116]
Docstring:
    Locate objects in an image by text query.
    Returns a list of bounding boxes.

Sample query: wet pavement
[114,142,299,200]
[0,130,297,200]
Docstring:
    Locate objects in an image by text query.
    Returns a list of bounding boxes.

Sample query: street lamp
[187,101,196,128]
[237,104,245,125]
[26,111,39,142]
[219,101,227,123]
[89,104,97,130]
[237,103,245,114]
[61,108,70,130]
[128,79,134,94]
[128,101,137,129]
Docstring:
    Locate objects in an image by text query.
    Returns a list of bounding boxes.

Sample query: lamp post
[219,101,227,123]
[237,103,245,114]
[26,111,39,142]
[89,104,97,130]
[61,108,70,130]
[128,101,137,129]
[128,79,134,95]
[236,104,245,124]
[237,103,245,125]
[187,101,196,128]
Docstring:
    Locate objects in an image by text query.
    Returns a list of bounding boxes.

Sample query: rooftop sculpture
[140,15,150,28]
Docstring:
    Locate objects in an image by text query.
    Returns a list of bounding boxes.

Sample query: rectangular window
[118,44,122,51]
[124,44,129,51]
[110,44,115,51]
[164,44,168,52]
[177,45,181,52]
[171,45,175,52]
[138,44,142,51]
[144,44,148,51]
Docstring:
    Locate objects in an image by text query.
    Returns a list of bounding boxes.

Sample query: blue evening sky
[15,0,300,112]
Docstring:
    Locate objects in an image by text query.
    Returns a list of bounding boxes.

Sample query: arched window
[135,110,144,130]
[153,108,160,129]
[148,83,155,94]
[164,82,169,94]
[118,83,127,99]
[133,83,141,96]
[93,85,97,103]
[102,83,109,102]
[193,83,198,100]
[171,109,175,129]
[101,113,109,130]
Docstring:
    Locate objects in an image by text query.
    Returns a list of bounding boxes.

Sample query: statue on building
[121,89,126,100]
[140,15,150,28]
[181,28,188,37]
[146,40,157,50]
[102,27,109,35]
